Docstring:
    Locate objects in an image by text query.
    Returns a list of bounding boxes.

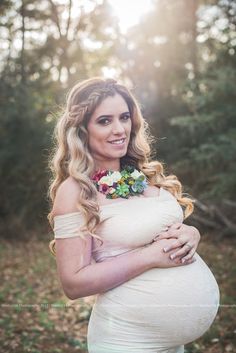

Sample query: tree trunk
[20,0,26,83]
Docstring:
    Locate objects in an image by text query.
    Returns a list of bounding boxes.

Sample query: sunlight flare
[108,0,154,33]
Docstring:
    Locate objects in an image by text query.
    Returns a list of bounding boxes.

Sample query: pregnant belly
[94,253,220,346]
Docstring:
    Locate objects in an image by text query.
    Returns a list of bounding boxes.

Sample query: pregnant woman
[48,77,220,353]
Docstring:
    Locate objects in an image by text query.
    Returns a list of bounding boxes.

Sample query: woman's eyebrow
[96,111,130,120]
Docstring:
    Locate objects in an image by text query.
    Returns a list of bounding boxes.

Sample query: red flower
[91,169,108,182]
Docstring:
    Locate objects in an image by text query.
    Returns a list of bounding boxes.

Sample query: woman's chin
[112,151,127,159]
[106,149,128,158]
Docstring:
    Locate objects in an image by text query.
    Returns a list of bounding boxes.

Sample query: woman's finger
[163,238,188,252]
[158,224,183,239]
[173,254,196,265]
[169,243,194,260]
[180,248,196,263]
[156,231,174,240]
[157,227,180,240]
[168,222,182,230]
[180,257,196,265]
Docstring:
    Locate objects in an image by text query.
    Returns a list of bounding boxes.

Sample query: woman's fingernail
[163,247,169,252]
[170,254,175,259]
[181,258,186,263]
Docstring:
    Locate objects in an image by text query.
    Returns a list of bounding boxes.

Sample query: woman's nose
[112,119,125,134]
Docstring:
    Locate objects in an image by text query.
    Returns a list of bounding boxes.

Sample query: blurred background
[0,1,235,352]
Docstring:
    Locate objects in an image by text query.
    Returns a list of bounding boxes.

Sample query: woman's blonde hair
[47,77,194,256]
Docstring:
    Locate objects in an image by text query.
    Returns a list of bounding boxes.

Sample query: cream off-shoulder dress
[53,187,220,353]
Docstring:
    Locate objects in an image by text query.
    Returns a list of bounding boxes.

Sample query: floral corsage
[91,165,148,199]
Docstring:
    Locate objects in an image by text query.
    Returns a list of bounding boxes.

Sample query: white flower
[98,171,122,186]
[109,187,116,194]
[110,171,122,183]
[98,175,113,186]
[130,169,144,179]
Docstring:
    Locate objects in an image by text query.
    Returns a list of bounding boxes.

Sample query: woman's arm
[55,236,195,300]
[52,177,195,300]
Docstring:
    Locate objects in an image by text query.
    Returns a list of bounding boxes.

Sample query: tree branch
[48,0,62,37]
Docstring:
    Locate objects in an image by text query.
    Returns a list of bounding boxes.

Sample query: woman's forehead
[92,94,129,116]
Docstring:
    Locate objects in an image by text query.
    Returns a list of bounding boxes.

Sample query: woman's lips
[108,138,126,146]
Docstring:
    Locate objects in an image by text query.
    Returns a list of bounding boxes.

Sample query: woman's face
[87,93,132,170]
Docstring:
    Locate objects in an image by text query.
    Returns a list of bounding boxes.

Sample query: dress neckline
[99,187,164,208]
[53,187,173,220]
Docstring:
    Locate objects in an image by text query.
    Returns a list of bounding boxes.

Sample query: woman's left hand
[154,223,201,264]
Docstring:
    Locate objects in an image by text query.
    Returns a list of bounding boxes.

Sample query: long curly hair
[47,77,194,256]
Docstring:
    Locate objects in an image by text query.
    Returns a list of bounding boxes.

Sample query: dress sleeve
[53,212,85,239]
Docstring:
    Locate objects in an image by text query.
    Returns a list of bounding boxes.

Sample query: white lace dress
[54,187,220,353]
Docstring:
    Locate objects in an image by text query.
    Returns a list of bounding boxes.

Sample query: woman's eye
[122,114,130,120]
[98,118,110,125]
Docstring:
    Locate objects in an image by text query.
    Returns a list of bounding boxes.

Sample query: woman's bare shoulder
[52,176,81,217]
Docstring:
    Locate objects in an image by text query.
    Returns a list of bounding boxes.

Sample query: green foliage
[0,73,54,236]
[131,0,236,202]
[0,0,118,238]
[168,58,236,200]
[0,0,235,237]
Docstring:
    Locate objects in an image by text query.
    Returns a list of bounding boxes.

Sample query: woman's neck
[93,161,121,172]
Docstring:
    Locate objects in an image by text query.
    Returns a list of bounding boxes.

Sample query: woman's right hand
[146,238,196,268]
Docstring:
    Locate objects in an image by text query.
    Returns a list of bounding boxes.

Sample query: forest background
[0,1,235,352]
[1,0,235,238]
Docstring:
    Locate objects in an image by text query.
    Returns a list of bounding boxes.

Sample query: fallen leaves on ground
[0,233,235,353]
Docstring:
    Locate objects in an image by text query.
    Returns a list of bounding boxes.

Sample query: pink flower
[99,184,110,194]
